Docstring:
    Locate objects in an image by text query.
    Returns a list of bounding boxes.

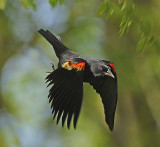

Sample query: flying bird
[39,29,118,131]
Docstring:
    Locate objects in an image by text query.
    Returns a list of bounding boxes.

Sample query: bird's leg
[51,63,55,70]
[45,70,51,76]
[45,63,55,75]
[45,70,51,73]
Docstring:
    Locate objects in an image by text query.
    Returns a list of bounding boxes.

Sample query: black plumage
[39,29,118,131]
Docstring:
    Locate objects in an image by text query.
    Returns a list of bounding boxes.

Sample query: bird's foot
[51,63,55,70]
[45,70,51,75]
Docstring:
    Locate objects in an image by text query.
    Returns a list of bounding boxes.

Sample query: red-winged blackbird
[39,29,117,131]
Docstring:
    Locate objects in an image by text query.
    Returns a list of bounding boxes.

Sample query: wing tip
[106,117,114,132]
[109,125,114,131]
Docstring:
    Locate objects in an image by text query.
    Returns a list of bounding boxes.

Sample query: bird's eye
[107,66,111,70]
[102,66,109,71]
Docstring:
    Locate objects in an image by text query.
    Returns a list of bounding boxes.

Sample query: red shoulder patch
[109,63,116,72]
[62,62,85,71]
[69,62,85,71]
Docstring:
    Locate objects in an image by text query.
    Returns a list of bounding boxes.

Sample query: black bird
[39,29,117,131]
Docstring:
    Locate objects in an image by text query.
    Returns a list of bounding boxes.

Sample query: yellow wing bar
[62,62,85,71]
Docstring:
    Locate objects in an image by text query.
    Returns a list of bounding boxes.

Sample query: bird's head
[101,61,116,79]
[92,61,116,79]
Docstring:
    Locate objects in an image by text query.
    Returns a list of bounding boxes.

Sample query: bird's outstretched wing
[89,76,117,131]
[46,62,85,129]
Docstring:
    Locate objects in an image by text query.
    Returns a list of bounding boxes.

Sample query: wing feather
[89,76,117,131]
[46,66,84,129]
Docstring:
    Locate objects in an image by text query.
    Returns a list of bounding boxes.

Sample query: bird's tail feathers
[39,29,67,57]
[39,29,62,46]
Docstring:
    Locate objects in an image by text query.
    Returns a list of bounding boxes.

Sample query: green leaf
[49,0,57,7]
[137,34,147,52]
[126,3,135,17]
[29,0,36,9]
[20,0,36,9]
[121,1,127,12]
[0,0,6,10]
[119,1,135,37]
[148,35,154,44]
[49,0,64,7]
[105,1,114,19]
[97,1,107,16]
[97,1,114,19]
[119,16,128,37]
[140,19,151,36]
[20,0,29,8]
[127,20,132,28]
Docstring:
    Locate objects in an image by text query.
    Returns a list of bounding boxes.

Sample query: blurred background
[0,0,160,147]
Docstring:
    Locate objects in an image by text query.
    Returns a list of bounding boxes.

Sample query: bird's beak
[105,69,115,78]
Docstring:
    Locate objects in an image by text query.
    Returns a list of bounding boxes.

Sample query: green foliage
[1,0,158,53]
[97,1,114,19]
[0,0,6,10]
[0,0,159,53]
[49,0,65,7]
[19,0,65,9]
[97,0,159,53]
[119,1,135,37]
[137,33,147,53]
[97,0,135,37]
[137,19,152,52]
[20,0,36,9]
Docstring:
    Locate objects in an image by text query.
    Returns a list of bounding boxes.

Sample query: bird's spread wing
[46,61,85,129]
[89,76,117,131]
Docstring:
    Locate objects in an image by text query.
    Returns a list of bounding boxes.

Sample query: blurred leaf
[119,16,127,37]
[136,19,153,52]
[127,20,132,28]
[105,1,114,19]
[121,1,127,12]
[119,16,132,37]
[49,0,64,7]
[0,0,6,10]
[97,1,136,39]
[121,1,135,17]
[97,1,114,20]
[140,19,151,36]
[137,34,147,52]
[97,0,160,53]
[148,35,154,44]
[97,1,107,15]
[20,0,28,8]
[20,0,36,9]
[119,1,135,37]
[29,0,36,9]
[49,0,57,7]
[152,40,160,50]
